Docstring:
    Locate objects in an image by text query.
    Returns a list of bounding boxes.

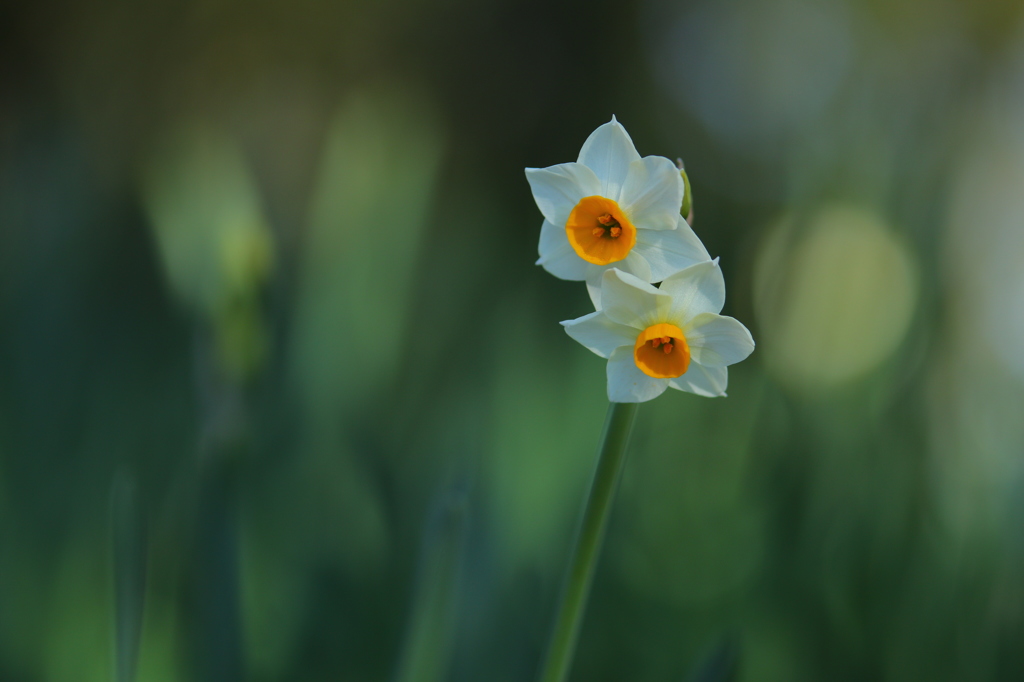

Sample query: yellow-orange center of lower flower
[634,323,690,379]
[566,196,636,265]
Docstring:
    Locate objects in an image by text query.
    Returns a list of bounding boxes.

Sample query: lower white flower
[562,262,755,402]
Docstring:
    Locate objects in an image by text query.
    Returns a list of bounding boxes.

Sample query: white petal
[606,346,670,403]
[525,163,601,226]
[584,253,653,307]
[620,156,684,230]
[577,118,641,200]
[599,268,672,328]
[669,363,728,397]
[585,266,605,307]
[658,259,726,324]
[561,311,637,359]
[622,249,653,282]
[634,218,713,282]
[684,313,755,367]
[537,219,588,280]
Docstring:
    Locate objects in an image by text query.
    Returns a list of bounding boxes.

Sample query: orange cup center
[565,196,636,265]
[634,323,690,378]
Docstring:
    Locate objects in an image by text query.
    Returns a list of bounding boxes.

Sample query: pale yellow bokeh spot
[754,206,918,390]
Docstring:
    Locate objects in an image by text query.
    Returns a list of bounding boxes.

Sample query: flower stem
[538,401,639,682]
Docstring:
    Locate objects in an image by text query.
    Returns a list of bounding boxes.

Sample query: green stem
[538,401,639,682]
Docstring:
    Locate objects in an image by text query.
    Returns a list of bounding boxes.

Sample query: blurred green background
[4,0,1024,679]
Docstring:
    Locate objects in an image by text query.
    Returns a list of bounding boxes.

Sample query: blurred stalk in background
[143,124,274,681]
[393,484,469,682]
[110,473,147,682]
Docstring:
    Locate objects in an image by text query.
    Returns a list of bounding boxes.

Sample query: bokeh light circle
[754,206,918,391]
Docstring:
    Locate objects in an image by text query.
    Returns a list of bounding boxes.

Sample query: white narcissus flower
[562,263,755,402]
[526,117,711,305]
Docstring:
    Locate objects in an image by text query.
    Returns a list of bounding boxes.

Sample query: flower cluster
[527,118,754,402]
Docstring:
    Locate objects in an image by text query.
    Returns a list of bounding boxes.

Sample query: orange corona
[565,196,636,265]
[634,323,690,378]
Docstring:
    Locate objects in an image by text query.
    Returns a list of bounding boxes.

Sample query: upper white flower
[562,263,755,403]
[527,117,711,304]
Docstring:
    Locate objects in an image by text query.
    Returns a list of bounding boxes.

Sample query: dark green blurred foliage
[4,0,1024,680]
[687,637,739,682]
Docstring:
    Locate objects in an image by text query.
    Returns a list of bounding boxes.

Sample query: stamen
[651,338,662,348]
[661,337,671,345]
[609,226,621,238]
[592,227,605,237]
[663,343,674,354]
[597,213,615,226]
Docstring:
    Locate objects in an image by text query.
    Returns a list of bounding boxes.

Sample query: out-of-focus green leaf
[291,82,445,416]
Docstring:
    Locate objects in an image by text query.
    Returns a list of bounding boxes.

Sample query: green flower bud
[677,158,693,221]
